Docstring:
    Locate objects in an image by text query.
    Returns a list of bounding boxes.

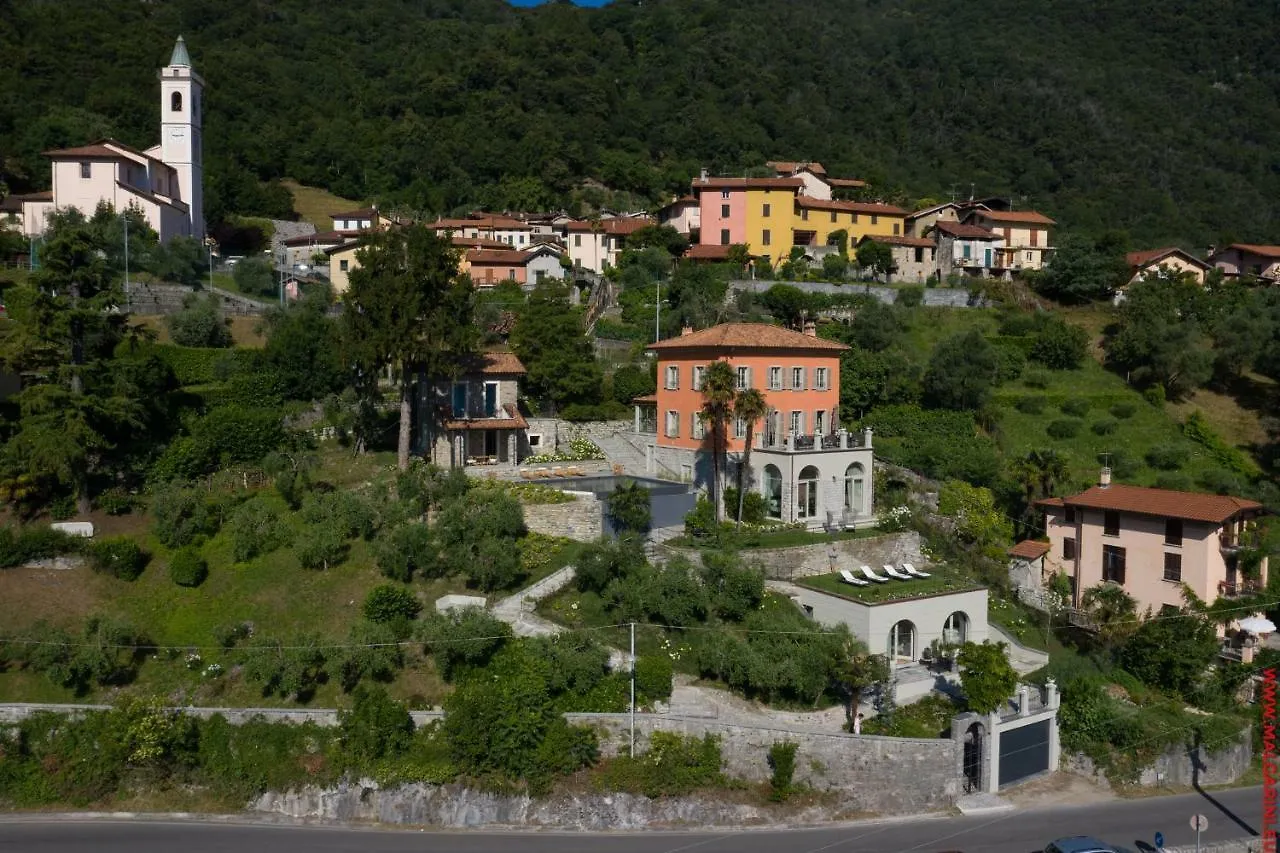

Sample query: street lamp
[203,236,217,291]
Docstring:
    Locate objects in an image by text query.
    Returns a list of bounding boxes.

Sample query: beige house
[416,351,530,468]
[565,216,654,273]
[24,37,203,241]
[905,202,962,238]
[1116,247,1213,303]
[1209,244,1280,283]
[657,195,700,235]
[1031,477,1267,618]
[857,234,936,282]
[963,208,1055,272]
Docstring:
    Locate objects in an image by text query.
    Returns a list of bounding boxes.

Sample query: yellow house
[325,240,362,295]
[793,197,908,250]
[743,185,802,265]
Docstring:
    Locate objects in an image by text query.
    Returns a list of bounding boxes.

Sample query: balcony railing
[1219,580,1262,598]
[760,429,869,453]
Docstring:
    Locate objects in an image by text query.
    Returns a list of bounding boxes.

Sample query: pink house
[1030,477,1267,618]
[1208,244,1280,283]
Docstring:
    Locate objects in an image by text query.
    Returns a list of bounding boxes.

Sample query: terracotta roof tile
[693,177,805,191]
[968,209,1056,226]
[1223,244,1280,259]
[1008,540,1051,560]
[795,197,908,216]
[933,221,1000,240]
[1046,484,1262,524]
[565,217,654,235]
[452,236,510,250]
[631,393,658,403]
[466,249,530,265]
[827,178,868,188]
[330,207,379,220]
[684,244,735,260]
[862,235,935,249]
[1125,247,1210,271]
[647,323,848,353]
[465,351,526,375]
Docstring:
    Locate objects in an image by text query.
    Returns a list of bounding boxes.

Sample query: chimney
[699,167,709,182]
[681,325,694,337]
[1099,466,1112,489]
[802,320,817,337]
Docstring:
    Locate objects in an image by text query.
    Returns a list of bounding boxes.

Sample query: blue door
[452,383,466,418]
[484,383,497,417]
[984,248,992,267]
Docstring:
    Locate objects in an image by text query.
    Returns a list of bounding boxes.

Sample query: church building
[20,36,205,242]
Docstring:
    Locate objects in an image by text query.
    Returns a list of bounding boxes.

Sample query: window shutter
[782,368,791,390]
[746,367,753,390]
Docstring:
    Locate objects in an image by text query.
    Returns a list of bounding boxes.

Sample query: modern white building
[22,36,204,242]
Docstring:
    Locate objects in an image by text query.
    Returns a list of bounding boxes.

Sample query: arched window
[843,462,865,515]
[797,465,820,519]
[889,620,916,663]
[171,91,183,112]
[763,465,782,520]
[943,611,969,646]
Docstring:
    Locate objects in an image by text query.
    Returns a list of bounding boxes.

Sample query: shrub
[607,481,651,535]
[698,551,764,621]
[897,285,924,308]
[301,491,377,540]
[169,547,209,587]
[167,293,233,348]
[1029,318,1089,369]
[336,621,405,690]
[0,527,79,569]
[635,654,675,702]
[1154,472,1194,491]
[1091,417,1119,436]
[1060,397,1091,417]
[295,524,347,570]
[241,634,328,700]
[575,537,647,594]
[151,405,288,481]
[363,584,423,625]
[1109,402,1137,419]
[339,685,414,762]
[434,489,526,591]
[990,341,1026,384]
[1145,443,1190,471]
[1143,384,1166,408]
[1046,418,1083,439]
[419,607,512,680]
[1023,370,1051,389]
[96,487,139,516]
[1015,396,1046,415]
[1197,468,1246,496]
[228,497,288,562]
[374,523,438,582]
[597,732,723,797]
[88,538,147,581]
[768,741,799,801]
[151,483,218,548]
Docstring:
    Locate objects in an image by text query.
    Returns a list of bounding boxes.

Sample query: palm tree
[1080,583,1138,649]
[700,360,737,525]
[733,388,769,527]
[1012,448,1069,535]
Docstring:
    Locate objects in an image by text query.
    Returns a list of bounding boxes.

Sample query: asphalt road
[0,786,1268,853]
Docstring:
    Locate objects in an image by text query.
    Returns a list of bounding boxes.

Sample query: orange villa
[633,322,876,528]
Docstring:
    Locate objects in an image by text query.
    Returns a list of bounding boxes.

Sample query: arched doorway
[843,462,865,516]
[889,619,916,664]
[797,465,820,520]
[763,465,782,519]
[943,611,969,646]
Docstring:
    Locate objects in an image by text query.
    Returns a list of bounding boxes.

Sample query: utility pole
[629,621,636,758]
[122,213,130,294]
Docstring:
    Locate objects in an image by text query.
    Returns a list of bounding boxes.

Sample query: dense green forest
[1,0,1278,244]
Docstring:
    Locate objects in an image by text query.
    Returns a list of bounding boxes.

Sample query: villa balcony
[1219,579,1262,599]
[759,428,870,453]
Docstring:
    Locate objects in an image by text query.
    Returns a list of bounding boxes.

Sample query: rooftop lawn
[665,525,885,550]
[796,570,984,605]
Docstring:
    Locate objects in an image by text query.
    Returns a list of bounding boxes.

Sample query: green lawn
[796,570,983,605]
[991,358,1223,489]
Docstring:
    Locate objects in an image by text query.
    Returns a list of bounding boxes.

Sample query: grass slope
[282,180,362,232]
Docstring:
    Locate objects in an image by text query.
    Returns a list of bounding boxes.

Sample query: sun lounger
[520,470,536,480]
[883,564,914,580]
[903,563,931,578]
[839,569,870,587]
[860,565,890,584]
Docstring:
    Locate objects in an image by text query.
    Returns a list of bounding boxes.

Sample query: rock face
[252,781,846,829]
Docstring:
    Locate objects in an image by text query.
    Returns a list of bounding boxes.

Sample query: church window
[171,91,183,112]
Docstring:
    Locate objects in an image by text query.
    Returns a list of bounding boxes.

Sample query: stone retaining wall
[1065,730,1252,788]
[567,712,961,814]
[659,530,923,580]
[521,495,603,541]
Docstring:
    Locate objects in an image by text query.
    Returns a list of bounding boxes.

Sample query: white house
[657,196,700,235]
[24,36,204,242]
[564,216,654,273]
[429,214,537,248]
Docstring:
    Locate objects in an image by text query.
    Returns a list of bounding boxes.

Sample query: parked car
[1045,837,1137,853]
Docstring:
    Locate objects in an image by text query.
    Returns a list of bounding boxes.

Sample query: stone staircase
[574,421,658,475]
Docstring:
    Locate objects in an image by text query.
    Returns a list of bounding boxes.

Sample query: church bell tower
[159,36,204,238]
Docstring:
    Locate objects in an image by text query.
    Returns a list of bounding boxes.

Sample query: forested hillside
[1,0,1277,244]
